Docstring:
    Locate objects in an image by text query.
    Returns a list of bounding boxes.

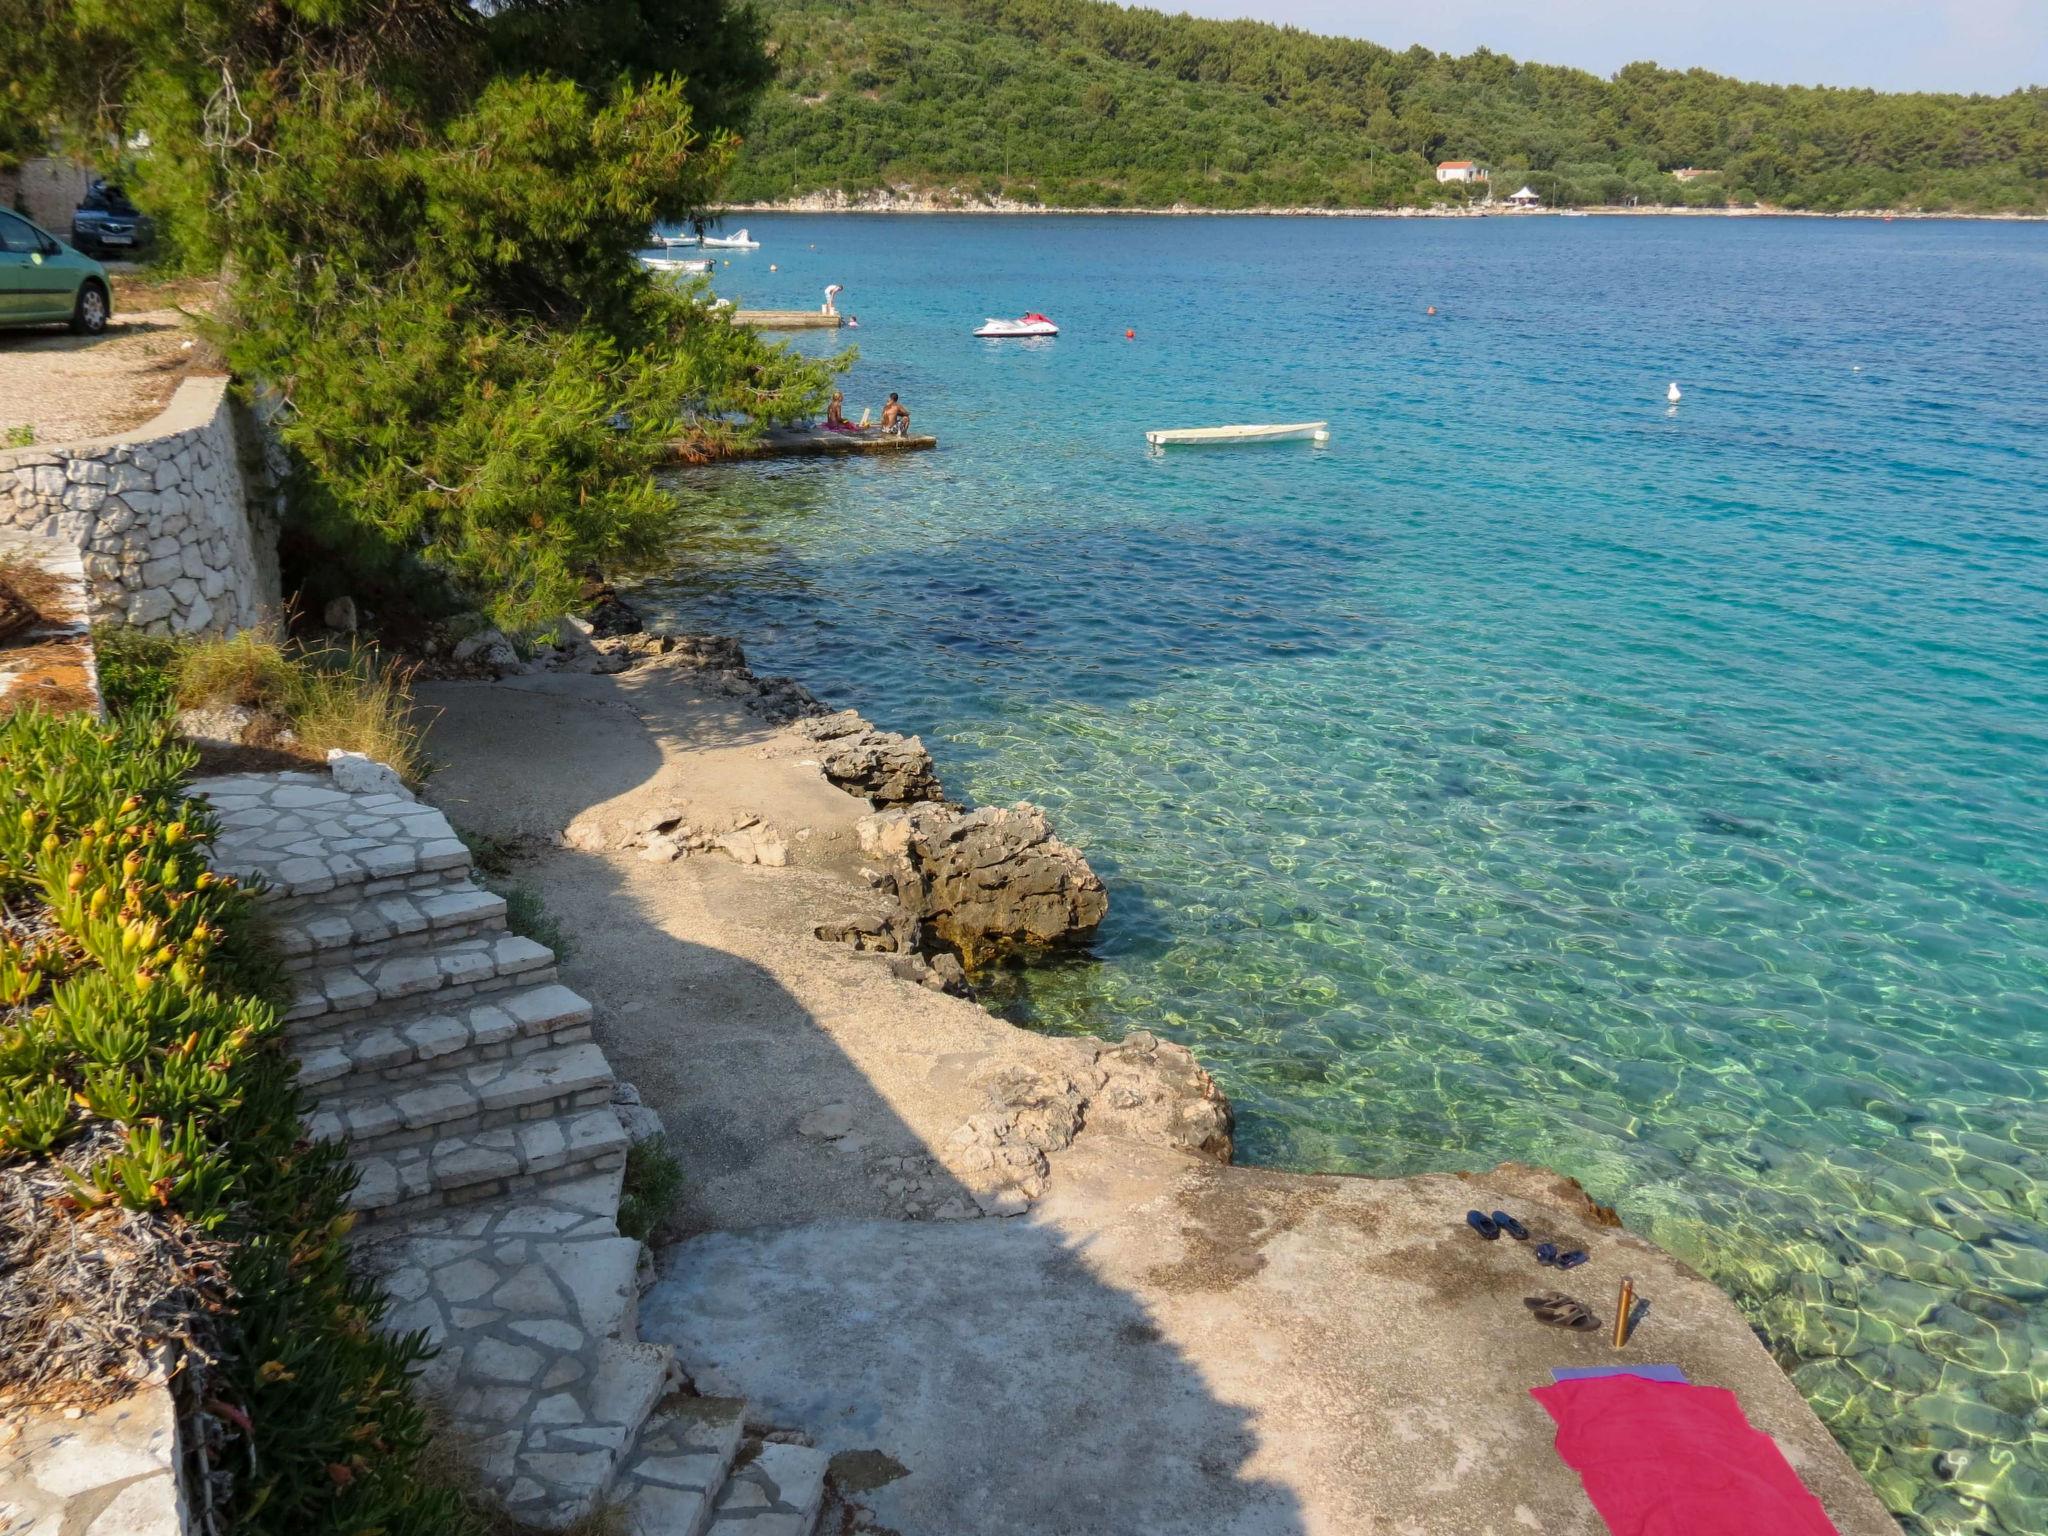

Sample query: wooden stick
[1614,1275,1636,1348]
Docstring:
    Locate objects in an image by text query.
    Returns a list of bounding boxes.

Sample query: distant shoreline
[717,196,2048,223]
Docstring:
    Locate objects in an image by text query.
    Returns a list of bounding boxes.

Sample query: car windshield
[84,185,137,214]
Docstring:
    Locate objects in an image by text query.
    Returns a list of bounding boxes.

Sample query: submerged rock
[791,709,944,806]
[857,801,1108,965]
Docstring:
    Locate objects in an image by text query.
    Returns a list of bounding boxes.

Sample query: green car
[0,208,111,334]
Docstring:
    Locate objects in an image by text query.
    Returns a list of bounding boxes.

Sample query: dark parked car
[70,181,153,257]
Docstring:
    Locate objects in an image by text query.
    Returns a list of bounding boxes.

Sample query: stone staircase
[198,770,830,1536]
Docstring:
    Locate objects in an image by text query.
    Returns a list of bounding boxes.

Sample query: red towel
[1530,1377,1841,1536]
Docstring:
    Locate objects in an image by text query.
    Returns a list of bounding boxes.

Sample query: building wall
[8,155,95,233]
[0,375,281,635]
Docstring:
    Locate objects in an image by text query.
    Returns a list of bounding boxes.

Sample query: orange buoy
[1427,305,1437,316]
[1125,328,1135,339]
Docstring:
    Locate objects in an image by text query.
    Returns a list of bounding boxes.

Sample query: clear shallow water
[642,215,2048,1534]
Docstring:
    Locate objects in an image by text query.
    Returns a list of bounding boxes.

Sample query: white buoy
[1667,381,1682,404]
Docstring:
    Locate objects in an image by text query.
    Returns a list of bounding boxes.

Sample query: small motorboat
[701,228,760,249]
[974,313,1058,338]
[1146,421,1330,447]
[639,254,714,274]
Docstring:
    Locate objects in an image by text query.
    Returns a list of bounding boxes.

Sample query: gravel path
[0,309,197,447]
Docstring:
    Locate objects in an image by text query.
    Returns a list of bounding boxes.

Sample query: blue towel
[1552,1364,1688,1384]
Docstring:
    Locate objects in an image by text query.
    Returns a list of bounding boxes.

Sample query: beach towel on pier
[1551,1364,1688,1385]
[1530,1376,1840,1536]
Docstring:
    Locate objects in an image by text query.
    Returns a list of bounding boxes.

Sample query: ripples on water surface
[639,215,2048,1533]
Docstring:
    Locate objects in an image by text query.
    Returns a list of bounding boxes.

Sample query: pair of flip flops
[1467,1211,1589,1269]
[1526,1291,1601,1331]
[1466,1209,1530,1241]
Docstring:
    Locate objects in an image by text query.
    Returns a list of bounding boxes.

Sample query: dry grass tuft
[289,646,429,785]
[172,628,299,710]
[169,629,431,785]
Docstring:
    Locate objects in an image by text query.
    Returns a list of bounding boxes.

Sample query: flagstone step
[197,771,473,900]
[509,1337,677,1530]
[274,881,508,974]
[349,1104,630,1222]
[294,981,597,1089]
[285,932,557,1027]
[620,1399,747,1536]
[707,1442,829,1536]
[305,1039,616,1157]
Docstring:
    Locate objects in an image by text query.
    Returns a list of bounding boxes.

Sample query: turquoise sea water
[641,215,2048,1534]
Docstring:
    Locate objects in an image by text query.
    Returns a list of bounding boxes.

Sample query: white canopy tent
[1505,185,1542,207]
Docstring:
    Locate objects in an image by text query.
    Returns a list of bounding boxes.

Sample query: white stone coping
[0,374,234,470]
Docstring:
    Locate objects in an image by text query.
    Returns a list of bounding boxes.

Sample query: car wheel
[71,281,109,335]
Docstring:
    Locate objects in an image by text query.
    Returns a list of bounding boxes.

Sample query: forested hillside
[727,0,2048,211]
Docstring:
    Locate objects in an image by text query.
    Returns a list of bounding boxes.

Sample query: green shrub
[0,707,473,1535]
[90,626,180,716]
[618,1138,683,1242]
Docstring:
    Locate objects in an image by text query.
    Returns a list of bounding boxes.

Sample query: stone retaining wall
[0,375,280,635]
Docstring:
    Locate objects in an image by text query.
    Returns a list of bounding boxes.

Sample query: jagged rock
[1071,1031,1234,1164]
[451,626,522,674]
[856,802,1107,964]
[790,710,944,806]
[542,615,630,674]
[175,703,256,748]
[607,631,824,723]
[323,594,358,632]
[327,749,407,797]
[814,909,921,954]
[578,572,643,637]
[175,703,297,751]
[610,1084,666,1146]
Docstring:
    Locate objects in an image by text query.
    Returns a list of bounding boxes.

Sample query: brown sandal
[1524,1291,1601,1331]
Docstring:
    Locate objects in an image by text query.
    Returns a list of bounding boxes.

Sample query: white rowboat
[639,255,714,274]
[658,232,701,246]
[1146,421,1330,447]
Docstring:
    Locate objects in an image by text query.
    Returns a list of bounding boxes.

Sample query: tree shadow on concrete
[418,672,1309,1536]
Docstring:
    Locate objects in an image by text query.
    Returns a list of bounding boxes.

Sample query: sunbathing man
[880,393,909,436]
[825,389,846,427]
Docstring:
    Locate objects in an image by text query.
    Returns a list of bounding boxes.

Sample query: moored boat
[974,312,1059,338]
[702,228,760,249]
[1145,421,1330,446]
[639,254,715,273]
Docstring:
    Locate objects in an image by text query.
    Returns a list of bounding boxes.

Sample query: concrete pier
[733,310,845,330]
[672,426,937,463]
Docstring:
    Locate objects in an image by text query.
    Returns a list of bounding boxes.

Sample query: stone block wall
[0,375,281,635]
[5,155,94,232]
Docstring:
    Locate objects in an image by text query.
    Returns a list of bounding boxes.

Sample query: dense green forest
[727,0,2048,212]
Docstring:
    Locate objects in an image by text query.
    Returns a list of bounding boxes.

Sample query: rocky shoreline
[410,601,1900,1535]
[720,185,2047,221]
